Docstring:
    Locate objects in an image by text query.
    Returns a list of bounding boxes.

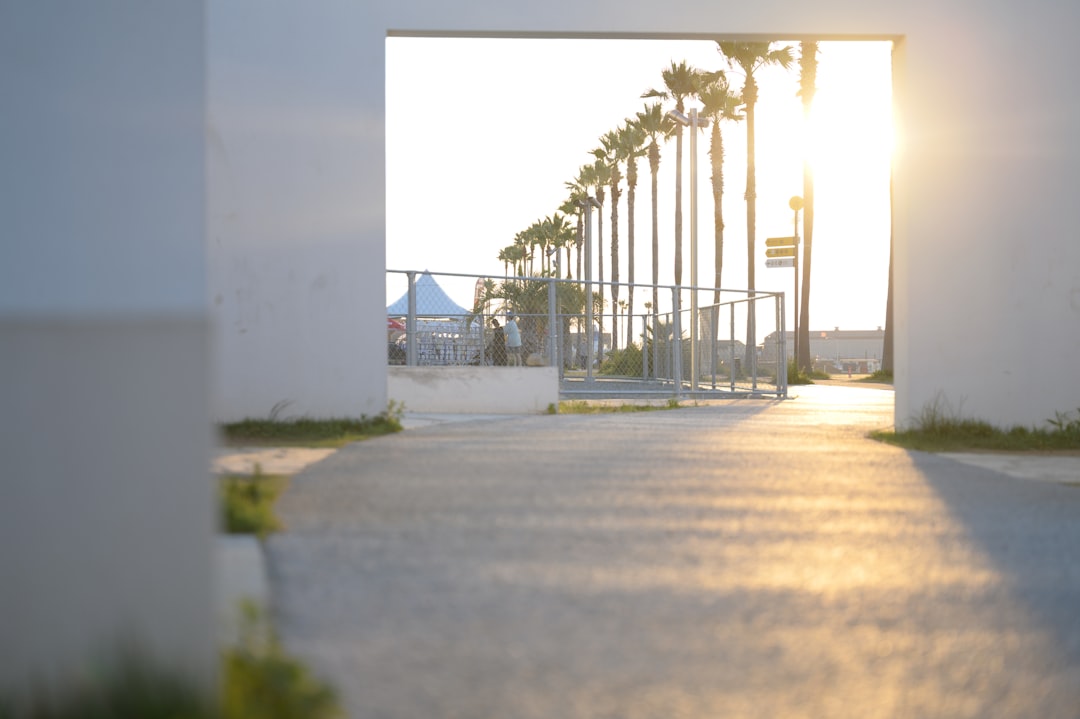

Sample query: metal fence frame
[387,269,787,399]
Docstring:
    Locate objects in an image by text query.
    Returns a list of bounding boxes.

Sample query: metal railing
[387,269,787,399]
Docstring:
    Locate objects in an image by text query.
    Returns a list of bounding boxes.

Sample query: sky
[386,38,893,334]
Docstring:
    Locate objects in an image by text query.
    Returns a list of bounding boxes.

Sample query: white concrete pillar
[206,3,388,422]
[0,2,214,695]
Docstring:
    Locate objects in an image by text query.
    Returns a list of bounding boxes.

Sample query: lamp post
[547,246,562,376]
[668,107,709,391]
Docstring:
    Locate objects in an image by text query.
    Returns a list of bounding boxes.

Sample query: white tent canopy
[386,272,470,317]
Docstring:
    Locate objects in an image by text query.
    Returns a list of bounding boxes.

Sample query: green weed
[219,410,402,449]
[871,397,1080,452]
[1,608,342,719]
[221,604,342,719]
[558,400,681,414]
[786,359,815,385]
[219,465,287,537]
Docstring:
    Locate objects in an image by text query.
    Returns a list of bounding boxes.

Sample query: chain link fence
[387,269,787,399]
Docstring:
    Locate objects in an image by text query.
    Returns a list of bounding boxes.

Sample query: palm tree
[512,231,529,276]
[698,70,745,373]
[567,164,600,283]
[643,61,713,288]
[535,217,554,275]
[539,213,571,276]
[698,71,744,306]
[552,217,576,279]
[558,193,584,279]
[717,40,794,370]
[593,130,623,350]
[497,246,513,278]
[635,102,675,376]
[519,228,539,276]
[590,158,611,358]
[796,41,818,374]
[618,120,647,350]
[500,242,526,278]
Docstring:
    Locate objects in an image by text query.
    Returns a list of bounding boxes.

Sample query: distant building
[762,328,884,374]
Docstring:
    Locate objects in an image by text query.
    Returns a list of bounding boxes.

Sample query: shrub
[599,344,644,376]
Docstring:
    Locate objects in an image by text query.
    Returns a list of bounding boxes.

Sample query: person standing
[489,318,507,366]
[505,313,522,366]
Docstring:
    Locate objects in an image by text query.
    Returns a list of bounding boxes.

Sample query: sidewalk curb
[216,534,269,645]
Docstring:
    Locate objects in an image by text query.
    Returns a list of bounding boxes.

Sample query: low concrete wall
[388,366,559,414]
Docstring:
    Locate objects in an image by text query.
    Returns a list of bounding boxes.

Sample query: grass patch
[559,398,683,414]
[221,604,342,719]
[220,465,288,537]
[858,369,893,384]
[219,409,402,449]
[870,398,1080,453]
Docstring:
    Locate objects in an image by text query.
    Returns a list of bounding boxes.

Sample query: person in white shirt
[505,313,522,366]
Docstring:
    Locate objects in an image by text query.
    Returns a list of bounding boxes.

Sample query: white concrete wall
[1,2,214,696]
[207,4,386,422]
[389,367,559,414]
[208,0,1080,429]
[891,4,1080,428]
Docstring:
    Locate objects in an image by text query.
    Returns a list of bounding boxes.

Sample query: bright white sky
[386,38,893,333]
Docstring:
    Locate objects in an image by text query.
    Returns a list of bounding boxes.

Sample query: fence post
[730,302,737,392]
[547,278,558,370]
[640,313,647,380]
[671,286,683,399]
[406,270,417,366]
[777,294,788,398]
[750,293,758,392]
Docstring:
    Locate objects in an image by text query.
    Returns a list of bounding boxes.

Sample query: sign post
[766,195,804,370]
[765,235,799,368]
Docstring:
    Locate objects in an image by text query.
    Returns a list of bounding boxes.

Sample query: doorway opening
[386,35,895,392]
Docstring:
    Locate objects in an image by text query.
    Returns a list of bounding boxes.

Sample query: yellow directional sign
[765,247,797,258]
[765,236,798,247]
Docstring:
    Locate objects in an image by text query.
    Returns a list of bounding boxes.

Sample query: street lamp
[668,107,709,391]
[546,245,562,376]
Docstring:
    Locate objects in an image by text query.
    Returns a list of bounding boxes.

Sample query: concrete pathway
[257,387,1080,717]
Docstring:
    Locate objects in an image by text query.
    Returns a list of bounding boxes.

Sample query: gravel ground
[266,387,1080,718]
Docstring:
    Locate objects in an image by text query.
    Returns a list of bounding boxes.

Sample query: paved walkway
[258,387,1080,718]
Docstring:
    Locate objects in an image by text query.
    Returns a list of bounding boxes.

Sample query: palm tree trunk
[627,159,637,352]
[650,146,660,378]
[576,216,583,282]
[710,122,724,377]
[797,40,818,374]
[610,180,620,351]
[596,187,605,362]
[744,95,757,372]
